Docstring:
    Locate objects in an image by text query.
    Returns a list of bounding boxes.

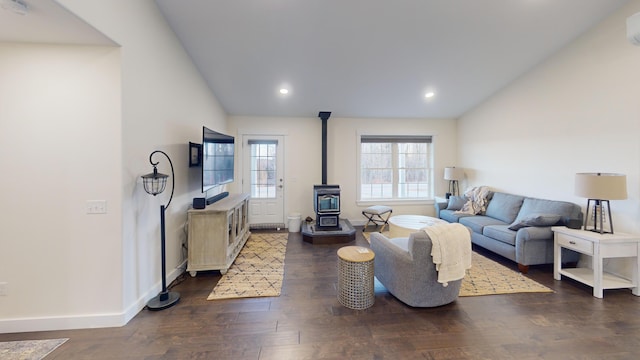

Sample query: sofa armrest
[515,226,553,243]
[514,226,580,266]
[434,199,448,218]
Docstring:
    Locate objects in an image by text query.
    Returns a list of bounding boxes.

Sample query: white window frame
[356,133,435,205]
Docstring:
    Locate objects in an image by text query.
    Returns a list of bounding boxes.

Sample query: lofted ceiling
[154,0,629,119]
[0,1,630,119]
[0,0,114,45]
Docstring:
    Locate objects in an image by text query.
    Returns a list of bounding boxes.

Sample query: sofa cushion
[483,225,517,246]
[446,196,467,210]
[512,198,578,225]
[459,216,508,234]
[508,213,562,231]
[439,209,474,223]
[484,192,525,223]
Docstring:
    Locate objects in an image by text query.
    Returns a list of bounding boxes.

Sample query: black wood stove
[301,111,355,244]
[314,184,341,230]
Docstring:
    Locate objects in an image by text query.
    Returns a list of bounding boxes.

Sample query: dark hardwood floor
[2,228,640,359]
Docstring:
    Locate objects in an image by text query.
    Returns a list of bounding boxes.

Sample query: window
[359,135,433,201]
[249,140,277,198]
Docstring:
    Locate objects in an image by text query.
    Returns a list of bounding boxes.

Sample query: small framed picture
[189,142,202,167]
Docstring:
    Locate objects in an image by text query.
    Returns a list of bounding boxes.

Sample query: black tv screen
[202,126,234,193]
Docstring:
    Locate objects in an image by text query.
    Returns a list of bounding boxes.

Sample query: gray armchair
[370,230,467,307]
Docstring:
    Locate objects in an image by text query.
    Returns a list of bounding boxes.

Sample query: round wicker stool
[337,246,375,310]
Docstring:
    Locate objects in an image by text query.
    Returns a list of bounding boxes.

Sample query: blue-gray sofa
[435,191,583,273]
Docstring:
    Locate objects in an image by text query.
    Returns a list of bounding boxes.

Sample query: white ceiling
[0,0,114,45]
[155,0,629,119]
[0,1,630,119]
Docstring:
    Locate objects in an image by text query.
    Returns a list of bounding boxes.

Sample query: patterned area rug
[207,232,288,300]
[363,231,552,296]
[460,251,552,296]
[0,338,68,360]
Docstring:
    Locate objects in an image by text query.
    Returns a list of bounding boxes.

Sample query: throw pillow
[446,196,467,210]
[508,213,562,231]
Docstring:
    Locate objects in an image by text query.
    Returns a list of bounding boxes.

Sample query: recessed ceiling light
[279,88,289,95]
[425,91,435,98]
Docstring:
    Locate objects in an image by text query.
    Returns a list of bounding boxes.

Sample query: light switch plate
[86,200,107,214]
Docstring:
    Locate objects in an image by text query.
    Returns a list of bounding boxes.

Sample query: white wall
[458,2,640,275]
[227,116,322,222]
[0,0,228,333]
[60,0,228,326]
[227,116,458,224]
[330,117,458,220]
[0,44,122,327]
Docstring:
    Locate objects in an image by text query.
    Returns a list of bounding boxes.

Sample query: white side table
[552,226,640,298]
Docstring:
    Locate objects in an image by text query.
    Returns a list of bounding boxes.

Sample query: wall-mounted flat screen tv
[202,126,235,193]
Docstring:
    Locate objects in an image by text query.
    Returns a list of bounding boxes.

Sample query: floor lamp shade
[142,167,168,196]
[575,172,627,234]
[444,167,463,197]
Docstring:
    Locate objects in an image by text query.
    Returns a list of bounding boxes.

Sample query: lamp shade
[575,173,627,200]
[444,167,464,181]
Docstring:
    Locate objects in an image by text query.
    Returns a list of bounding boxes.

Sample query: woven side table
[337,246,375,310]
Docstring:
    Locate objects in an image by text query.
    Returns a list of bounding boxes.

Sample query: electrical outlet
[86,200,107,214]
[0,282,7,296]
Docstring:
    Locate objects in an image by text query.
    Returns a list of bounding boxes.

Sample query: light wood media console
[186,193,251,276]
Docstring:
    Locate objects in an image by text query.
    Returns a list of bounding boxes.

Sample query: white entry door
[242,135,285,227]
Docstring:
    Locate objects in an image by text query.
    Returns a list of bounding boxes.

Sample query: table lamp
[575,172,627,234]
[444,167,464,198]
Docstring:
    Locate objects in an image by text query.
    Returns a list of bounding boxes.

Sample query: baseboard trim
[0,260,188,334]
[0,312,128,334]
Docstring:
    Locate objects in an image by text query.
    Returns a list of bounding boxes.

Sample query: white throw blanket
[455,186,490,215]
[422,223,472,287]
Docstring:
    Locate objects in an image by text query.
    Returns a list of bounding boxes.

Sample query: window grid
[250,143,277,198]
[360,140,432,200]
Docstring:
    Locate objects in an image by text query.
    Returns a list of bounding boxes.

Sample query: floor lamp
[141,150,180,310]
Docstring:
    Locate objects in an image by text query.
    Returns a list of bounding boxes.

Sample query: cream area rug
[363,232,552,296]
[460,252,552,296]
[0,338,68,360]
[207,232,288,300]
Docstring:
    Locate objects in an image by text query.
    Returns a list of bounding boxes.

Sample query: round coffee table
[388,215,447,238]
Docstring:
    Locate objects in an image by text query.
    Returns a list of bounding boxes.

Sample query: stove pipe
[318,111,331,185]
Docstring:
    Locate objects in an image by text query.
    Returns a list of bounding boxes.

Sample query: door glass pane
[250,143,277,198]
